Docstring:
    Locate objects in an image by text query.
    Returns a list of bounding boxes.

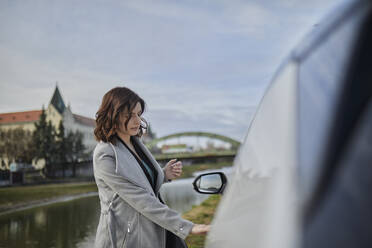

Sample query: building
[0,86,96,168]
[161,144,193,154]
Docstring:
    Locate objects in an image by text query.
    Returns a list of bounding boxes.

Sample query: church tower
[46,85,66,128]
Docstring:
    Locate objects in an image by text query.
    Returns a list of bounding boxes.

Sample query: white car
[193,1,372,247]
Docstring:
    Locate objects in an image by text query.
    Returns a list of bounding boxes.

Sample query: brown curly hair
[94,87,147,144]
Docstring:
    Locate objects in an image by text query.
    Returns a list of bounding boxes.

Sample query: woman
[93,87,210,248]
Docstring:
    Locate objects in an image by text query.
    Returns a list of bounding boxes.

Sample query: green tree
[32,107,57,176]
[66,130,86,177]
[56,120,68,177]
[0,128,5,168]
[0,128,34,168]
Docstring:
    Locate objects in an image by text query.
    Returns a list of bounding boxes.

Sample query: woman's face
[117,102,142,137]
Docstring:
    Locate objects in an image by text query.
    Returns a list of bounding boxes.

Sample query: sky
[0,0,344,142]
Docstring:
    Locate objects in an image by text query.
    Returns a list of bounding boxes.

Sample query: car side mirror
[192,172,227,194]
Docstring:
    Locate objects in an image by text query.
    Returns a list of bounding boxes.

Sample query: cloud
[122,0,277,37]
[0,0,343,141]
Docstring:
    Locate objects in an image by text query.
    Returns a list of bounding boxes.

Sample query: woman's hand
[164,159,183,180]
[191,224,211,235]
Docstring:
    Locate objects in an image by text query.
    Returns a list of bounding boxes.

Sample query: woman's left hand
[164,159,183,180]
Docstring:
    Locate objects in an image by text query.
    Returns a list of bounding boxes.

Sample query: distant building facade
[161,144,193,154]
[0,86,96,168]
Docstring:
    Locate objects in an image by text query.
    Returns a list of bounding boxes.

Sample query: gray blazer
[93,136,194,248]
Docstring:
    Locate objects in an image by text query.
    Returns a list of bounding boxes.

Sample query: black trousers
[158,194,189,248]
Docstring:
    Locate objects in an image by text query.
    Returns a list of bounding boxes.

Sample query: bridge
[146,131,241,164]
[147,131,240,150]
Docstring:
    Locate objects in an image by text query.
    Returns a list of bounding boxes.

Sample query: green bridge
[146,131,241,163]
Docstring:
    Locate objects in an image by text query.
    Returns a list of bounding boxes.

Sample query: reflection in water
[0,177,212,248]
[34,209,47,227]
[0,196,100,248]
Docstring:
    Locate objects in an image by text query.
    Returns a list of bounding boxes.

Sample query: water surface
[0,177,211,248]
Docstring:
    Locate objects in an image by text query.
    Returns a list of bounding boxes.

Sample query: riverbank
[0,160,227,212]
[0,181,98,214]
[1,178,221,247]
[183,195,221,248]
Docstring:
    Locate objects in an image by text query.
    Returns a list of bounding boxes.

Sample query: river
[0,175,219,248]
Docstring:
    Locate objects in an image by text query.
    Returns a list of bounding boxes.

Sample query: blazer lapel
[109,137,154,193]
[132,136,165,193]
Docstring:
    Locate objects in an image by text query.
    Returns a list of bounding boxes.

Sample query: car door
[204,1,372,248]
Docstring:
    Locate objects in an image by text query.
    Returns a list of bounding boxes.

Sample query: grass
[0,182,98,212]
[179,161,232,179]
[183,195,221,248]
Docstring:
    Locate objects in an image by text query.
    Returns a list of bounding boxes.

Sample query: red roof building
[0,86,97,156]
[0,110,42,125]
